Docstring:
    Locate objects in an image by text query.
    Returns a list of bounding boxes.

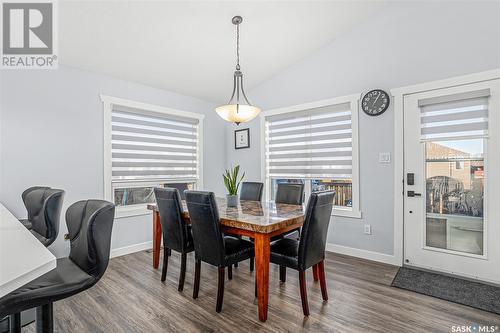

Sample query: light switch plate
[379,152,391,163]
[364,224,372,235]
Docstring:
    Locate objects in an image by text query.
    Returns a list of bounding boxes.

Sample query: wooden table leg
[153,211,162,269]
[254,233,270,322]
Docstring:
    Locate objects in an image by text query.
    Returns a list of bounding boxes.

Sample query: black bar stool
[0,200,115,333]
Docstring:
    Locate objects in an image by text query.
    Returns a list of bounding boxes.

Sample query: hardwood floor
[24,251,499,332]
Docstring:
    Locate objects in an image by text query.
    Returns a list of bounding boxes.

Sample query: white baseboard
[326,243,401,266]
[108,240,401,266]
[110,241,152,258]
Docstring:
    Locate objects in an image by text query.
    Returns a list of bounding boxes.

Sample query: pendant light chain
[236,23,240,71]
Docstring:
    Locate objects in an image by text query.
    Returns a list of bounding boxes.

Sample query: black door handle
[407,191,422,197]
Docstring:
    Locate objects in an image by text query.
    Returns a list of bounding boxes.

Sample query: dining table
[0,202,56,298]
[147,198,305,322]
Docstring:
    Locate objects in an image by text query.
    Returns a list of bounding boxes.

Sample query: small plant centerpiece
[223,165,245,207]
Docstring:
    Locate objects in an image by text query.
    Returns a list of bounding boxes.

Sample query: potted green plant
[223,165,245,207]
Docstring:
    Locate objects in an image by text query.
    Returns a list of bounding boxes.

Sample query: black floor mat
[391,267,500,314]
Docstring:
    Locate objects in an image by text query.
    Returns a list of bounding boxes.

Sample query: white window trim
[259,93,362,219]
[100,94,204,218]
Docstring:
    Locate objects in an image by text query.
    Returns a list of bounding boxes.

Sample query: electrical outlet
[364,224,372,235]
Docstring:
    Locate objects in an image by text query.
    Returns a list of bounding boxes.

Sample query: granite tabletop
[147,197,305,234]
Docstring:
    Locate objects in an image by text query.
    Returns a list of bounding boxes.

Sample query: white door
[403,78,500,284]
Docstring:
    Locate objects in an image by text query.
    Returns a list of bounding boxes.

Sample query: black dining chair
[273,182,305,240]
[154,188,194,291]
[275,183,305,205]
[19,187,65,247]
[185,191,255,313]
[0,200,115,333]
[164,183,189,200]
[270,190,335,316]
[239,182,264,201]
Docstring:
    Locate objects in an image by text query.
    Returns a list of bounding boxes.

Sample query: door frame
[391,69,500,267]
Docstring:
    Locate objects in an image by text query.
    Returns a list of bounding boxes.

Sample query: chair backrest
[185,191,225,266]
[275,183,305,205]
[22,186,50,220]
[154,188,189,252]
[298,191,335,270]
[165,183,189,200]
[23,187,65,245]
[239,182,264,201]
[66,200,115,279]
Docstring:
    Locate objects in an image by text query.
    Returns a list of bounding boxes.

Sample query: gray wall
[1,1,499,262]
[226,1,500,257]
[0,65,226,258]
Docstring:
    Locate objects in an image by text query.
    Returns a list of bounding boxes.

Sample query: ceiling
[59,1,388,103]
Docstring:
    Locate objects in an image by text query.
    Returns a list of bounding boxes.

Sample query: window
[101,95,204,217]
[419,89,489,255]
[262,94,361,218]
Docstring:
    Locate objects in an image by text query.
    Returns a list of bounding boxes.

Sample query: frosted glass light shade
[215,104,261,124]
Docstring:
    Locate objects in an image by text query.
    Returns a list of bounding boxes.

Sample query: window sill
[115,205,152,219]
[332,208,362,219]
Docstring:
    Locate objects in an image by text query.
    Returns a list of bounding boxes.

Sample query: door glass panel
[425,139,484,255]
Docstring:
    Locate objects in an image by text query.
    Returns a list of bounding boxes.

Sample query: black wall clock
[362,89,390,116]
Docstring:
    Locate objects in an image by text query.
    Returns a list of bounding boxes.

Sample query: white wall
[0,65,226,258]
[226,1,500,261]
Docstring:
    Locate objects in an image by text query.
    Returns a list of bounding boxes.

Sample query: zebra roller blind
[419,89,490,141]
[265,102,353,179]
[111,106,200,183]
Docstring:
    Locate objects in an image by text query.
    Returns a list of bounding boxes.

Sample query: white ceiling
[59,1,387,103]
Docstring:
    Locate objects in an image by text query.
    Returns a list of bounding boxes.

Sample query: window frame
[260,93,362,219]
[101,95,204,218]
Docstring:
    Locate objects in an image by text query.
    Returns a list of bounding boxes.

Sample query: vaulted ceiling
[59,1,388,103]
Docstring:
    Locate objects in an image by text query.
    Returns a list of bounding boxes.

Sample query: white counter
[0,203,56,298]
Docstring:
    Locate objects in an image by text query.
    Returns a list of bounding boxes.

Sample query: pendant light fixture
[216,16,261,125]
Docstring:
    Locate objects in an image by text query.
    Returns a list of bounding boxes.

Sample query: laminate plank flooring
[23,251,500,332]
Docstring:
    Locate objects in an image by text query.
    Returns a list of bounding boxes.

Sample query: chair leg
[234,262,238,268]
[161,247,169,282]
[299,271,309,316]
[312,264,319,282]
[216,267,225,313]
[193,259,201,299]
[36,303,53,333]
[168,248,172,257]
[249,257,254,272]
[178,252,187,291]
[228,265,232,280]
[279,265,286,283]
[318,260,328,301]
[9,313,21,333]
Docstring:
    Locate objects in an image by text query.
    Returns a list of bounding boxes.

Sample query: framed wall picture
[234,128,250,149]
